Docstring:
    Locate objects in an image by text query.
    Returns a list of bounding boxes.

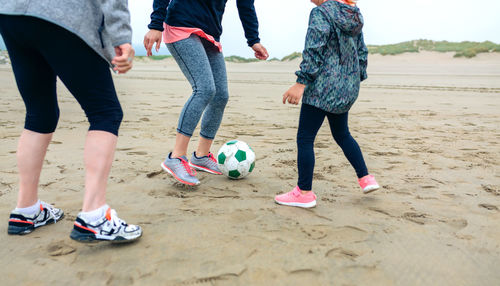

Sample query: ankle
[79,204,108,222]
[171,151,186,158]
[195,150,209,157]
[15,199,41,215]
[16,197,40,209]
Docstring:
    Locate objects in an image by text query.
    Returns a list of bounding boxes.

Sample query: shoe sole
[161,162,200,186]
[363,185,380,194]
[189,162,222,175]
[7,213,64,235]
[70,229,142,243]
[274,200,317,208]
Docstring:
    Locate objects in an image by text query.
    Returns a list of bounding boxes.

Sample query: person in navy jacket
[144,0,269,186]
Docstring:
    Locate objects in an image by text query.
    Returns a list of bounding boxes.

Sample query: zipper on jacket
[97,15,105,48]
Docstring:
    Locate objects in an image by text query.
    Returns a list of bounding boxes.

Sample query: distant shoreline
[135,40,500,62]
[2,40,500,65]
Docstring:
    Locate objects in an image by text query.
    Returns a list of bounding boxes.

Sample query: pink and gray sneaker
[274,186,317,208]
[161,152,200,186]
[189,152,222,175]
[358,174,380,194]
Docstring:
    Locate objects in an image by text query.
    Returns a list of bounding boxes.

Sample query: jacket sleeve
[357,32,368,81]
[102,0,132,47]
[148,0,171,31]
[236,0,260,47]
[295,8,331,85]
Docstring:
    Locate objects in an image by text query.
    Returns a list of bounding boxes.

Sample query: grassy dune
[226,40,500,62]
[367,40,500,58]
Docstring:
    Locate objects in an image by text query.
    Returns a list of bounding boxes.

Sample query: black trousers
[0,15,123,135]
[297,103,368,190]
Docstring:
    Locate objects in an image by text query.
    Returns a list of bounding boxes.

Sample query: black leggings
[297,103,368,191]
[0,15,123,135]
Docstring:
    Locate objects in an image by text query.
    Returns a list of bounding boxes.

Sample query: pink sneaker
[358,175,380,194]
[274,186,317,208]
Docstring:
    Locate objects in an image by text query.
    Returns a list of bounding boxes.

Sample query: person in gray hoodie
[0,0,142,242]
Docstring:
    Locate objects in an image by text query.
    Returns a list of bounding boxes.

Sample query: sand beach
[0,51,499,285]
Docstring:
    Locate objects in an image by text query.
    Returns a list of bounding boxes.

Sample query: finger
[115,47,130,60]
[155,38,161,52]
[262,47,269,58]
[147,40,155,56]
[144,38,151,55]
[113,60,131,67]
[255,52,265,60]
[282,93,288,104]
[114,63,132,73]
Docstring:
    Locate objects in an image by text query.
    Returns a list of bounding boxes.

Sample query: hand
[282,83,306,105]
[251,43,269,60]
[143,29,163,56]
[112,43,134,74]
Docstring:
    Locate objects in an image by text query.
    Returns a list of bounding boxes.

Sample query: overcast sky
[130,0,500,58]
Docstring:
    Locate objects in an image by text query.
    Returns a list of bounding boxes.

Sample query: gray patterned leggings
[167,34,229,140]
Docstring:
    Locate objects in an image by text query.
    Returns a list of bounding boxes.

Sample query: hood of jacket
[320,1,363,37]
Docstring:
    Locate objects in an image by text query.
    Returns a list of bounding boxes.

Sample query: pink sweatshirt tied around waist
[163,23,223,52]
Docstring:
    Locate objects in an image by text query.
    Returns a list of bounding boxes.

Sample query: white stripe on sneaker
[274,200,317,208]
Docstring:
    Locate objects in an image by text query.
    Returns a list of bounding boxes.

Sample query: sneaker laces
[107,209,127,228]
[180,157,197,176]
[207,153,218,167]
[41,202,59,222]
[208,153,217,163]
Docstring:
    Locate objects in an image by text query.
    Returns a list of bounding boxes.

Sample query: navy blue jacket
[148,0,260,47]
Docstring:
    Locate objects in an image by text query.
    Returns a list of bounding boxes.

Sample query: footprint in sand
[57,165,66,174]
[482,184,500,196]
[441,218,468,230]
[368,207,394,217]
[301,226,328,240]
[478,204,498,211]
[126,151,148,155]
[402,212,429,225]
[325,247,359,260]
[289,269,321,275]
[148,189,187,199]
[146,170,163,178]
[229,209,258,223]
[47,240,76,256]
[315,142,330,149]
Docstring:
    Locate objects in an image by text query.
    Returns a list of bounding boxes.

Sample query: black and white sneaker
[8,201,64,235]
[70,207,142,243]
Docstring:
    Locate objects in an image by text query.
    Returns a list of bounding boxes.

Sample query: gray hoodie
[0,0,132,66]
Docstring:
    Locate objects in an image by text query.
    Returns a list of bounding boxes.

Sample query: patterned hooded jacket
[296,1,368,114]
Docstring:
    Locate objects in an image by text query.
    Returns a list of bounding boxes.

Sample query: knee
[194,83,217,101]
[87,106,123,136]
[25,108,60,133]
[297,134,314,147]
[213,87,229,106]
[332,130,351,143]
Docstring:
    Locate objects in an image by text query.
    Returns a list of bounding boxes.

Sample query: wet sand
[0,51,499,285]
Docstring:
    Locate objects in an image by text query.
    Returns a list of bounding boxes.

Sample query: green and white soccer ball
[217,140,255,179]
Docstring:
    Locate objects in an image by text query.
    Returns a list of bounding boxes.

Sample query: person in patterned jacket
[276,0,380,208]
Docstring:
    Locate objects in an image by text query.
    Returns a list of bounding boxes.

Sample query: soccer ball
[217,140,255,179]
